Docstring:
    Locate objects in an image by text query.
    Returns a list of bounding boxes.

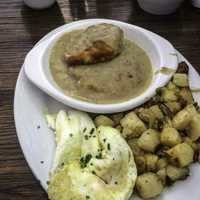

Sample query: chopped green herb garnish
[93,135,96,138]
[80,154,93,168]
[83,128,87,133]
[95,153,102,159]
[85,154,92,164]
[69,133,73,137]
[84,135,89,140]
[89,128,95,135]
[107,143,111,150]
[103,138,106,142]
[86,195,90,199]
[92,170,96,175]
[114,181,118,185]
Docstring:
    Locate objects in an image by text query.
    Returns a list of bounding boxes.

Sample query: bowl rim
[24,19,178,113]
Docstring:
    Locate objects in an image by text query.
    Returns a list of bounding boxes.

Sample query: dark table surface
[0,0,200,199]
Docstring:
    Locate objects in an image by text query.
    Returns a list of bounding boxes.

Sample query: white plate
[14,24,200,199]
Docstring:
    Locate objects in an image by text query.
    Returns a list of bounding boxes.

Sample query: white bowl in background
[24,19,178,113]
[137,0,184,15]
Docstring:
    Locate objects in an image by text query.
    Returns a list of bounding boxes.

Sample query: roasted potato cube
[183,137,199,151]
[136,173,164,199]
[173,73,189,87]
[157,158,168,170]
[161,88,178,102]
[138,129,160,152]
[149,105,164,120]
[163,117,173,129]
[120,111,146,138]
[145,154,159,172]
[188,114,200,141]
[135,156,146,174]
[94,115,114,127]
[160,127,182,147]
[157,168,167,185]
[167,81,180,92]
[136,106,163,128]
[166,165,189,181]
[166,143,194,167]
[172,104,197,130]
[110,113,124,126]
[179,88,194,105]
[128,138,144,156]
[165,102,182,114]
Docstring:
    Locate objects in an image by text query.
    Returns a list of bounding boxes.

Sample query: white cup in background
[192,0,200,8]
[24,0,56,10]
[137,0,184,15]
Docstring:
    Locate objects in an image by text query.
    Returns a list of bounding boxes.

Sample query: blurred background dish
[137,0,184,15]
[23,0,55,10]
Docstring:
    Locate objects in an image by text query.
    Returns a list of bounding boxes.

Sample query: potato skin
[137,129,160,153]
[94,115,114,127]
[136,172,164,199]
[120,111,146,138]
[166,143,194,167]
[160,127,182,147]
[166,165,189,181]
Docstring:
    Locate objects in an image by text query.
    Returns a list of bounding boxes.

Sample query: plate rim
[14,23,200,197]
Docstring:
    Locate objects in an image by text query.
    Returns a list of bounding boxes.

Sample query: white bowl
[137,0,184,15]
[24,19,177,114]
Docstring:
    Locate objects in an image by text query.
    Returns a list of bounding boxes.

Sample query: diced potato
[188,114,200,141]
[145,154,159,172]
[138,129,160,152]
[172,104,197,130]
[136,173,164,199]
[94,115,114,127]
[157,158,168,170]
[135,156,146,174]
[165,102,182,114]
[120,111,146,138]
[128,138,144,156]
[163,117,173,129]
[110,113,124,126]
[157,168,167,185]
[166,143,194,167]
[149,105,164,120]
[137,106,163,128]
[173,73,189,87]
[166,165,189,181]
[183,137,199,151]
[179,88,194,105]
[161,88,178,102]
[160,127,182,147]
[166,81,180,92]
